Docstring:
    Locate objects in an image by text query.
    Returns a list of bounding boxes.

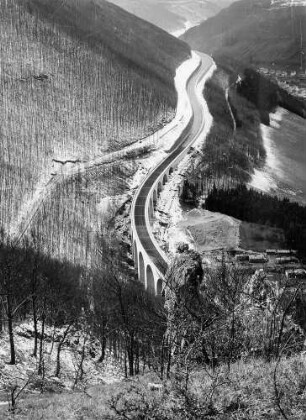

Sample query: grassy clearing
[0,0,187,234]
[240,222,285,252]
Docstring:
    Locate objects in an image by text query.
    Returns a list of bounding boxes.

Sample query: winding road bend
[132,52,214,282]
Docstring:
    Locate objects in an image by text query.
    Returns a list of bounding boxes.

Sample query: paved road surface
[133,53,214,276]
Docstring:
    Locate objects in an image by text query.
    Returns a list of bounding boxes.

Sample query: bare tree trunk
[113,337,117,359]
[38,310,46,376]
[32,295,38,357]
[228,308,236,369]
[127,336,134,376]
[135,341,139,375]
[49,325,56,355]
[55,323,72,377]
[167,341,172,379]
[73,335,87,388]
[160,336,165,380]
[98,335,107,363]
[0,298,3,333]
[124,351,128,378]
[7,296,16,365]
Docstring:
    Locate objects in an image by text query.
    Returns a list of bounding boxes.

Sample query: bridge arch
[133,241,138,269]
[149,197,154,223]
[157,182,162,195]
[139,252,145,285]
[169,167,174,175]
[162,174,168,185]
[157,278,163,295]
[146,265,155,294]
[153,189,157,206]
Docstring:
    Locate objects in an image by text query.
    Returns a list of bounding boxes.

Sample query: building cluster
[232,249,306,285]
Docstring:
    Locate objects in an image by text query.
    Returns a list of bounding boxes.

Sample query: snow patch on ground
[271,0,306,7]
[96,195,128,222]
[249,169,277,192]
[249,108,285,193]
[0,321,122,403]
[8,167,55,239]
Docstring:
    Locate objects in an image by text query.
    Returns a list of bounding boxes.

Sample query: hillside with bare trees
[0,0,189,259]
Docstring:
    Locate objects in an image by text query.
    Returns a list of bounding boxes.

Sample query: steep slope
[108,0,235,33]
[106,0,185,33]
[182,0,306,69]
[0,0,189,243]
[26,0,190,83]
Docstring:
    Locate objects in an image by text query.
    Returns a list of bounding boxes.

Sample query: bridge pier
[131,236,163,294]
[149,198,154,225]
[131,162,181,295]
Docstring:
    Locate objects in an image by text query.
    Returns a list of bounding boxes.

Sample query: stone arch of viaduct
[131,143,195,295]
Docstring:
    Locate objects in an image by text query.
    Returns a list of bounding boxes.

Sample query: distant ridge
[182,0,306,70]
[107,0,235,33]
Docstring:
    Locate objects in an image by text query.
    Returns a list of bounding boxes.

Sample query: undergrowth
[4,356,306,419]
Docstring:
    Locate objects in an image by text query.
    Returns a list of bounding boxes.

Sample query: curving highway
[132,52,214,281]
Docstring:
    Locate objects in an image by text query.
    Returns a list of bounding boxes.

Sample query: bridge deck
[133,53,213,277]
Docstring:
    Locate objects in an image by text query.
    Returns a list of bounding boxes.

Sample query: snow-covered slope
[271,0,306,7]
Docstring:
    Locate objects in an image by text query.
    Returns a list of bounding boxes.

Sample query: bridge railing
[131,53,215,290]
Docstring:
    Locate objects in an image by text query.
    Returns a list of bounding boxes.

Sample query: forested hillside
[0,0,189,261]
[25,0,189,82]
[182,0,306,69]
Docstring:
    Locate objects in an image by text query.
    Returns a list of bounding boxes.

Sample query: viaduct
[130,53,214,295]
